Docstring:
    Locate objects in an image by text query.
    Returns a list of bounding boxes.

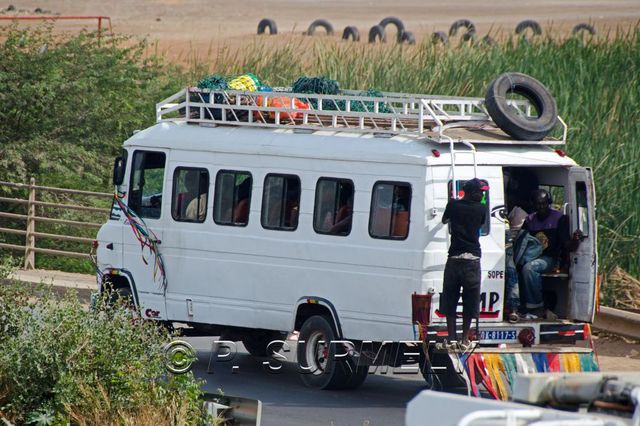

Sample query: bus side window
[261,174,300,231]
[172,167,209,223]
[128,151,166,219]
[213,170,252,226]
[369,182,411,240]
[313,178,354,236]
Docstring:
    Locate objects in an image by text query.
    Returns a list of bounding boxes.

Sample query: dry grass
[605,267,640,310]
[63,382,204,426]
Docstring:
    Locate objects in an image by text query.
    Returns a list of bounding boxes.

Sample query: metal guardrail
[593,306,640,340]
[0,178,111,268]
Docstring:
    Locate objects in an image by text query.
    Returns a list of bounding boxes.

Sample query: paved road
[186,337,433,426]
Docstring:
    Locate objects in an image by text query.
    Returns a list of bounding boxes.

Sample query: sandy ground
[592,332,640,371]
[2,0,640,59]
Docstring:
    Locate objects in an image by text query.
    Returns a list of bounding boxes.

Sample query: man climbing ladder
[439,178,488,350]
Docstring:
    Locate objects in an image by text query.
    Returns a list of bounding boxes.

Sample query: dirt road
[3,0,640,56]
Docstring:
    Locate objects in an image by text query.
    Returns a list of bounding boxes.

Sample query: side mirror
[112,156,125,186]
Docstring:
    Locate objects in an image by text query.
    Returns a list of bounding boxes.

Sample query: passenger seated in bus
[519,189,583,319]
[505,204,527,322]
[328,194,354,234]
[391,185,410,237]
[184,172,208,221]
[283,187,300,228]
[232,179,251,224]
[175,170,199,218]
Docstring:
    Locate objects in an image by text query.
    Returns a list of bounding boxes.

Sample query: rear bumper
[423,321,589,345]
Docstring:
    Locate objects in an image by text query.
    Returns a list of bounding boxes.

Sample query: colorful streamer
[464,351,600,400]
[114,194,167,290]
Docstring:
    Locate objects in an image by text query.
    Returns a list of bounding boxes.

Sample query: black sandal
[508,311,519,323]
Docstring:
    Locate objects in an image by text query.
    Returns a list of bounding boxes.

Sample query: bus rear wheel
[297,315,367,389]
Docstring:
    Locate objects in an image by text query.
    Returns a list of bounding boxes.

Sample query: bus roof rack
[156,87,567,145]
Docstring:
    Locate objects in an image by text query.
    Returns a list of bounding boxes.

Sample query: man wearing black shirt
[440,178,488,349]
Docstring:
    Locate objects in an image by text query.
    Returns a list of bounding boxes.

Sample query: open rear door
[566,167,597,322]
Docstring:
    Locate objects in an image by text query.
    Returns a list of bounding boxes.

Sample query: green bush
[0,24,183,190]
[0,279,204,424]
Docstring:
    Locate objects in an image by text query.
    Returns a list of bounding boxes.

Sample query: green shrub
[0,284,204,425]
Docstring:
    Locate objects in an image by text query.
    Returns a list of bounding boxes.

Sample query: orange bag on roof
[254,96,310,121]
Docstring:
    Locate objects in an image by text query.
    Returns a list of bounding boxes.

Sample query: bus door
[121,149,168,318]
[566,167,597,322]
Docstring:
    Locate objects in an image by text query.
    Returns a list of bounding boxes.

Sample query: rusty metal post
[98,16,102,46]
[24,177,36,269]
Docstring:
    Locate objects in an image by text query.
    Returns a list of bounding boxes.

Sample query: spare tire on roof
[572,23,596,36]
[485,72,558,141]
[257,18,277,35]
[306,19,335,36]
[342,26,360,42]
[449,19,476,37]
[368,24,387,43]
[515,19,542,37]
[379,16,405,42]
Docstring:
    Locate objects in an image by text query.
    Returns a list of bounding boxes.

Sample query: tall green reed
[196,30,640,276]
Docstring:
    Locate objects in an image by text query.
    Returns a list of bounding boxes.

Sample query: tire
[480,35,496,46]
[515,19,542,37]
[257,18,277,35]
[106,286,141,319]
[306,19,334,36]
[461,31,477,43]
[449,19,476,37]
[485,72,558,141]
[368,24,387,43]
[108,286,134,307]
[297,315,366,389]
[242,331,287,357]
[342,26,360,42]
[431,31,449,45]
[572,23,596,36]
[400,30,416,45]
[379,16,405,42]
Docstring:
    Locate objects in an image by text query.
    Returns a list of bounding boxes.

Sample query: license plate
[479,329,517,341]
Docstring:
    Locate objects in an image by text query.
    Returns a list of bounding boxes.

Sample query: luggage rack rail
[156,87,567,145]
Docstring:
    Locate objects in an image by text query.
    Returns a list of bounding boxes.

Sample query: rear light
[431,149,441,158]
[412,293,433,325]
[412,292,433,341]
[518,328,535,347]
[555,149,566,157]
[468,328,478,342]
[92,240,99,250]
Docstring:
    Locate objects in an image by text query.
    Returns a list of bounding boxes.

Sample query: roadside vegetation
[0,24,638,302]
[0,257,206,425]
